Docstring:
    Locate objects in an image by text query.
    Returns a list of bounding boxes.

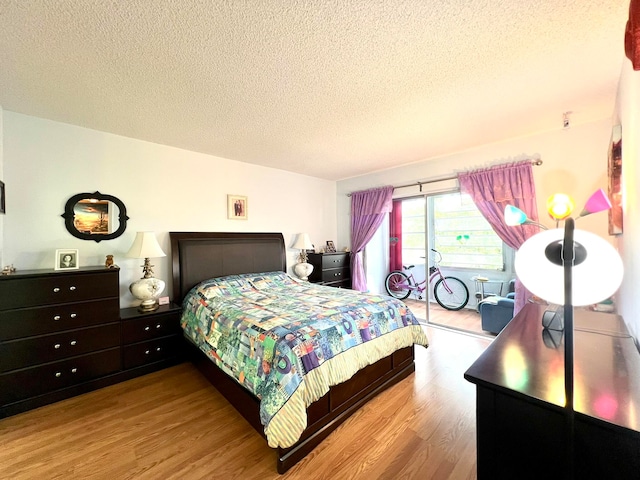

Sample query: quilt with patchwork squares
[180,271,429,447]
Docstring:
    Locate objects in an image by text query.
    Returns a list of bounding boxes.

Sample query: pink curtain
[458,160,539,315]
[350,186,394,291]
[389,200,403,272]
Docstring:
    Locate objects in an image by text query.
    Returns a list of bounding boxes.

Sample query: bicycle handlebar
[430,248,443,263]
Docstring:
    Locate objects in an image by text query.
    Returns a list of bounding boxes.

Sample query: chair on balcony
[479,279,516,334]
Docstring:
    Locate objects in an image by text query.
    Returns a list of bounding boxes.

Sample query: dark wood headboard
[169,232,286,303]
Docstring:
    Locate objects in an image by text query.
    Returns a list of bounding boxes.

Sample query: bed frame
[170,232,417,473]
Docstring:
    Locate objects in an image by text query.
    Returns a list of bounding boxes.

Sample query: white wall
[3,112,336,307]
[337,118,617,306]
[616,62,640,340]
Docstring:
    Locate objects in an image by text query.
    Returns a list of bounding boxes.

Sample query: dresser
[0,267,121,417]
[464,304,640,479]
[307,252,351,288]
[0,267,184,418]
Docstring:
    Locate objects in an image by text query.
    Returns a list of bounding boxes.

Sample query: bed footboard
[185,339,415,473]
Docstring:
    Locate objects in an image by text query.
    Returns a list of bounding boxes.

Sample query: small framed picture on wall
[227,194,248,220]
[0,180,5,214]
[55,249,79,271]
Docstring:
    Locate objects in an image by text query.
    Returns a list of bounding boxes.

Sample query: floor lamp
[506,189,624,479]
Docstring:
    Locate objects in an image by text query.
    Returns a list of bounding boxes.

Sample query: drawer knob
[53,287,60,293]
[144,326,150,331]
[54,343,61,349]
[70,313,77,318]
[156,347,161,352]
[71,368,77,373]
[55,372,62,377]
[70,340,77,346]
[156,324,161,329]
[145,350,150,355]
[69,286,76,291]
[53,315,61,321]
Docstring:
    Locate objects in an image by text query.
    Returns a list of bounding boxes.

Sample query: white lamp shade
[126,232,166,259]
[515,228,623,306]
[292,233,313,250]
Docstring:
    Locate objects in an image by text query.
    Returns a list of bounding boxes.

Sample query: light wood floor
[0,327,491,479]
[404,300,495,337]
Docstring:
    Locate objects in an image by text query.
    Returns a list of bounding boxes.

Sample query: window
[400,197,426,266]
[431,192,504,270]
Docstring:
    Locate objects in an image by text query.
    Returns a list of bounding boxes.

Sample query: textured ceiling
[0,0,630,180]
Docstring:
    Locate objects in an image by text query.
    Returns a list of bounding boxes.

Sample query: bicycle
[384,249,470,311]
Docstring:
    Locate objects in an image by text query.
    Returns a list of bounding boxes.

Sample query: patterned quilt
[180,271,429,448]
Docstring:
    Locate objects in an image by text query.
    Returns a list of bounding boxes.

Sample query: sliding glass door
[391,191,512,335]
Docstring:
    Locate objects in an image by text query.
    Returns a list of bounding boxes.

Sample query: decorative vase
[129,277,166,312]
[293,262,314,281]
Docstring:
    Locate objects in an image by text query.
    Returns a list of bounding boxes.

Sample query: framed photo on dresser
[55,249,79,270]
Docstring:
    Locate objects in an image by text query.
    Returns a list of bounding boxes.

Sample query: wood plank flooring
[404,300,495,337]
[0,327,491,479]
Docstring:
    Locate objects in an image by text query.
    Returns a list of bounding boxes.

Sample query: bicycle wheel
[385,271,412,300]
[433,276,469,311]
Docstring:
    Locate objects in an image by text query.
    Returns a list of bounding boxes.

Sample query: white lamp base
[130,277,166,312]
[293,262,314,281]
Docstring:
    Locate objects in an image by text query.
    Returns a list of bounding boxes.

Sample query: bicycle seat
[403,265,415,270]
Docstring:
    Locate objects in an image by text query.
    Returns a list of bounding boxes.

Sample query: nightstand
[307,252,351,288]
[120,303,184,372]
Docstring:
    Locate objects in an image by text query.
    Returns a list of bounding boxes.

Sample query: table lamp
[292,233,314,281]
[126,231,167,312]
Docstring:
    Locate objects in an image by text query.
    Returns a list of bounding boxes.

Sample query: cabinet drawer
[0,323,120,373]
[321,254,349,269]
[122,312,181,344]
[0,299,119,341]
[0,272,119,310]
[323,279,351,289]
[0,348,121,405]
[321,267,349,283]
[123,335,183,370]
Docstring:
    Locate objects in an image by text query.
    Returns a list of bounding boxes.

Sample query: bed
[170,232,428,473]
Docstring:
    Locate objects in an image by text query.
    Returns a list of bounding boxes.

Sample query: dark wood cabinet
[307,252,351,288]
[464,304,640,480]
[0,267,122,417]
[120,303,183,371]
[0,268,185,418]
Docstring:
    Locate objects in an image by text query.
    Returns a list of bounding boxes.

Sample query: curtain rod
[346,159,543,195]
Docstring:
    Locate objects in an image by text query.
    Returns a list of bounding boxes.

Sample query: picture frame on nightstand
[326,241,336,253]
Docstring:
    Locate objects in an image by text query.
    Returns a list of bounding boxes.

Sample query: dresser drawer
[321,254,349,269]
[0,299,119,341]
[123,335,183,370]
[0,348,121,405]
[122,312,182,344]
[321,267,349,284]
[0,323,120,373]
[0,272,119,310]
